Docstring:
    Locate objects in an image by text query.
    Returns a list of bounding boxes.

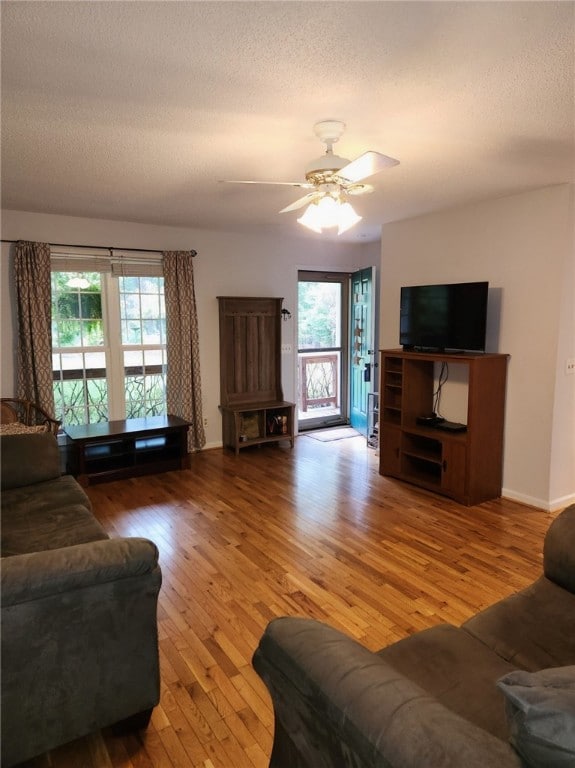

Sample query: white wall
[380,184,575,511]
[0,210,378,447]
[550,185,575,507]
[4,191,571,509]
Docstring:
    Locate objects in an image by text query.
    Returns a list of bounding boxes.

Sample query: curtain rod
[1,240,197,256]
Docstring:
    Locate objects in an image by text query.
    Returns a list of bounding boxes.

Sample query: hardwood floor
[20,435,555,768]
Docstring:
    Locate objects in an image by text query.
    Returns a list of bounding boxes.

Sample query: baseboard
[197,440,223,451]
[502,488,575,513]
[548,492,575,512]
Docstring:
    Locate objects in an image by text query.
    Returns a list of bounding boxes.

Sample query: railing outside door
[299,352,339,413]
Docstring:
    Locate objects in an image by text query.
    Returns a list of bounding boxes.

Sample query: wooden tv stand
[379,349,509,506]
[64,415,190,485]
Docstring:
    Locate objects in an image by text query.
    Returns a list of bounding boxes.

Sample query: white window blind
[51,247,163,277]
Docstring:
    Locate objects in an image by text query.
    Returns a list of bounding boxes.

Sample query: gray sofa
[253,504,575,768]
[1,431,162,767]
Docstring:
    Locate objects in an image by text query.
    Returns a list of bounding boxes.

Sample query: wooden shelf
[220,401,295,455]
[379,349,509,506]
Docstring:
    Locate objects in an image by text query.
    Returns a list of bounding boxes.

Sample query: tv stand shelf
[379,349,509,506]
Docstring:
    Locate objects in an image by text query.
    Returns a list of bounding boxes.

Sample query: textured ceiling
[1,1,574,243]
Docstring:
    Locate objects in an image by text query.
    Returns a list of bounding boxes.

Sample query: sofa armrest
[1,537,159,606]
[1,537,162,767]
[253,617,522,768]
[544,504,575,593]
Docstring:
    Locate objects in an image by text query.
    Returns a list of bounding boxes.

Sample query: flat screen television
[400,281,489,352]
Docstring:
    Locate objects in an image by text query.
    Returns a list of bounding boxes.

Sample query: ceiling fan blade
[335,151,399,184]
[219,179,314,188]
[279,192,321,213]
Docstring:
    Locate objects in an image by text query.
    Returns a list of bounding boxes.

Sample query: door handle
[364,363,371,382]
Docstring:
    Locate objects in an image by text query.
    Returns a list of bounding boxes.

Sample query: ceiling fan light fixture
[66,276,91,289]
[337,201,362,234]
[316,194,339,228]
[297,203,323,233]
[298,195,362,235]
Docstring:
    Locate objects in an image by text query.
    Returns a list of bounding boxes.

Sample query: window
[119,276,167,419]
[51,267,166,426]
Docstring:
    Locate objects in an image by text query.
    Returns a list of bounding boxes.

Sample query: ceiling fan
[221,120,399,234]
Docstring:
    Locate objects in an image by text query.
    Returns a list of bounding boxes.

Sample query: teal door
[349,267,376,434]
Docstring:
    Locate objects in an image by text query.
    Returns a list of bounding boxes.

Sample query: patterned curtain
[163,251,205,451]
[14,241,56,415]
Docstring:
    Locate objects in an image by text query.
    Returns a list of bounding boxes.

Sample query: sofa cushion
[497,666,575,768]
[1,503,108,557]
[463,577,575,671]
[1,433,61,489]
[378,623,519,739]
[1,476,105,557]
[2,474,91,516]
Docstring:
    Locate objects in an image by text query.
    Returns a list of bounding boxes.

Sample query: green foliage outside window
[119,276,165,345]
[125,375,166,419]
[51,272,103,347]
[53,378,108,426]
[298,282,340,349]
